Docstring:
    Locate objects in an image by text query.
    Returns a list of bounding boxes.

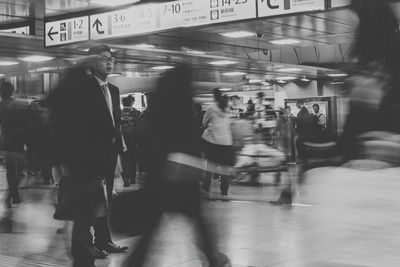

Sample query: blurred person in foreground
[48,44,127,267]
[340,0,400,165]
[0,82,30,208]
[120,95,140,186]
[122,65,220,266]
[201,89,233,195]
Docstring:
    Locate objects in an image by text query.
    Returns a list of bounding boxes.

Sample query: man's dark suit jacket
[295,106,312,137]
[50,67,122,179]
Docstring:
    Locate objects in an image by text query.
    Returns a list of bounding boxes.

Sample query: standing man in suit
[294,100,312,159]
[49,44,127,267]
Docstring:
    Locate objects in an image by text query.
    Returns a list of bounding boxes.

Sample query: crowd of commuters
[1,0,400,265]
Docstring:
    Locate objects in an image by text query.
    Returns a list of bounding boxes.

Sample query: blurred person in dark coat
[48,44,127,267]
[0,82,30,208]
[120,95,141,186]
[122,64,219,267]
[294,100,312,159]
[341,0,400,163]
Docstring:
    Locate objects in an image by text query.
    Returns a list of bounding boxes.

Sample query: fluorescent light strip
[151,65,174,70]
[219,88,232,91]
[275,76,297,80]
[270,39,300,45]
[327,73,348,77]
[209,60,237,66]
[221,31,254,38]
[186,49,206,55]
[0,61,19,66]
[278,68,302,72]
[223,72,246,76]
[19,55,54,62]
[248,79,262,83]
[134,44,155,49]
[301,77,311,82]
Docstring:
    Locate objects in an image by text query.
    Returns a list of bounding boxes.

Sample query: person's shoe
[97,242,128,253]
[94,247,108,259]
[123,180,130,187]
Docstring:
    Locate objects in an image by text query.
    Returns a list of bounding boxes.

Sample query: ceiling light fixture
[151,65,174,70]
[277,80,287,84]
[108,73,122,77]
[0,61,19,66]
[186,49,206,55]
[134,44,155,49]
[91,0,140,6]
[221,31,255,38]
[269,39,301,45]
[209,60,237,66]
[301,77,311,82]
[275,76,297,80]
[278,67,302,72]
[223,71,246,76]
[327,73,348,77]
[19,55,54,62]
[248,79,262,83]
[330,81,345,85]
[219,88,232,91]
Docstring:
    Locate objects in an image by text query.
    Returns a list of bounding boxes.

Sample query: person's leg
[4,159,16,207]
[219,145,232,195]
[131,149,138,184]
[71,219,96,267]
[201,142,215,192]
[120,151,131,187]
[93,216,112,247]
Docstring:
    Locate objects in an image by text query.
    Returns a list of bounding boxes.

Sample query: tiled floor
[1,166,400,266]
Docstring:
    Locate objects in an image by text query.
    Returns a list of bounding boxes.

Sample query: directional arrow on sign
[47,26,58,41]
[93,18,104,34]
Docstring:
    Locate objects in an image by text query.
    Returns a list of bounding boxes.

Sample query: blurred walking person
[122,65,219,267]
[341,0,400,163]
[201,88,233,195]
[0,82,30,208]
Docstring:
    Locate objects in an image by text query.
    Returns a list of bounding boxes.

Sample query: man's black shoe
[94,247,108,259]
[96,242,128,253]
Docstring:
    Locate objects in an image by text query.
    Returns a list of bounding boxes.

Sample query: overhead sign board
[45,16,89,47]
[160,0,256,29]
[90,4,159,40]
[330,0,351,8]
[91,0,256,40]
[0,26,30,35]
[257,0,325,18]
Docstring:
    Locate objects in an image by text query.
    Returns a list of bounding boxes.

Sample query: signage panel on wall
[257,0,325,18]
[330,0,351,8]
[0,26,30,35]
[45,16,89,47]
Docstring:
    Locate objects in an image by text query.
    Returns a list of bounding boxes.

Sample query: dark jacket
[49,67,123,179]
[0,98,31,153]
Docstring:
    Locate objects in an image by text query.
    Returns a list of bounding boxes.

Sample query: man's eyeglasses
[98,56,115,63]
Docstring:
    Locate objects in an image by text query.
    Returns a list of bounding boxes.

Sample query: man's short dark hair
[296,100,304,105]
[122,96,132,107]
[313,103,320,109]
[88,44,113,57]
[128,94,135,103]
[230,95,240,100]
